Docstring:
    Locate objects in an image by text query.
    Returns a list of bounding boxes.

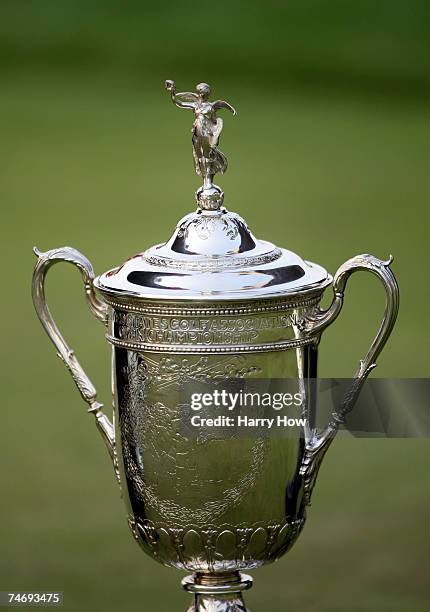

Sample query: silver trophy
[32,81,399,611]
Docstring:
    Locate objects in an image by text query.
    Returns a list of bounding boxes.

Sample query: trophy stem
[182,572,252,612]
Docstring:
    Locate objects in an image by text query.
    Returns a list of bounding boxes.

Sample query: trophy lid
[95,81,330,301]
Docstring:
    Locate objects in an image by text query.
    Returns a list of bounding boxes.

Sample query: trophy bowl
[32,81,399,611]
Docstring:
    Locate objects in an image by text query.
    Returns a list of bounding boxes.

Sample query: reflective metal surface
[31,80,400,611]
[95,210,330,300]
[182,573,253,612]
[96,80,330,302]
[165,79,236,211]
[32,246,121,487]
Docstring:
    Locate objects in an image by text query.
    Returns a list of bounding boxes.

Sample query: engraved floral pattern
[177,214,240,242]
[118,353,270,527]
[138,355,261,392]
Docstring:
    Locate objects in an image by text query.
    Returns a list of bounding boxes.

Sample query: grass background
[1,2,430,610]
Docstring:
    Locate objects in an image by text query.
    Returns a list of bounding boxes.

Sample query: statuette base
[196,184,224,210]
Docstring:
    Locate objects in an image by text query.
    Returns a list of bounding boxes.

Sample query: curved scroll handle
[32,246,120,484]
[300,254,399,505]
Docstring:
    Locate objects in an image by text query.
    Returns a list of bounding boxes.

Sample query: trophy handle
[300,253,399,505]
[32,246,120,485]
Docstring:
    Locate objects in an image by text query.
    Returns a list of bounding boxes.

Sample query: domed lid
[95,80,330,301]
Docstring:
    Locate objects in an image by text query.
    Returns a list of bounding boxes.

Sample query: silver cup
[32,81,399,611]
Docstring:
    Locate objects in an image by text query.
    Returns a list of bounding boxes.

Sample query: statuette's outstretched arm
[165,79,198,110]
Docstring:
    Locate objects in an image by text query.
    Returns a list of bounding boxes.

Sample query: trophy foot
[182,572,252,612]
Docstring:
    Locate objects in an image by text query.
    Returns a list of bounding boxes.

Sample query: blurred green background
[1,1,430,610]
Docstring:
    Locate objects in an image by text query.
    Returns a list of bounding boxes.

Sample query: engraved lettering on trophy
[113,310,295,345]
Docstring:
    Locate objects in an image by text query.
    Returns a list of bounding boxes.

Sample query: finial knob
[165,79,236,211]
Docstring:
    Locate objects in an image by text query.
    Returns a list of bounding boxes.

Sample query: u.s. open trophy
[32,81,399,611]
